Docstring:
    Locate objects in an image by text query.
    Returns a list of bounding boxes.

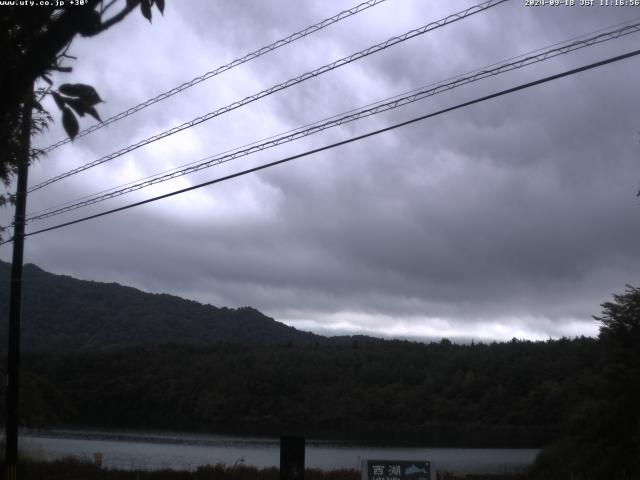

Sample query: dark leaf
[86,106,102,122]
[66,98,87,117]
[155,0,164,14]
[51,92,66,110]
[77,9,102,36]
[33,100,45,113]
[62,107,79,140]
[58,83,87,97]
[126,0,140,7]
[41,74,53,85]
[140,0,152,22]
[59,83,103,106]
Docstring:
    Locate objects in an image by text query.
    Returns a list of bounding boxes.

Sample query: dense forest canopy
[1,337,601,448]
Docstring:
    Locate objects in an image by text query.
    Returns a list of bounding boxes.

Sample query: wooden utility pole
[5,87,33,480]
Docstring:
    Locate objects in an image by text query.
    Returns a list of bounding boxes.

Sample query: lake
[21,430,540,475]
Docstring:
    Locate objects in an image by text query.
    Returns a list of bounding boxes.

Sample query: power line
[3,47,638,245]
[28,15,640,221]
[24,20,640,223]
[40,0,391,154]
[25,15,640,221]
[28,0,508,193]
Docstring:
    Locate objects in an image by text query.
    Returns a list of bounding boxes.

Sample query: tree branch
[87,2,137,36]
[101,0,119,15]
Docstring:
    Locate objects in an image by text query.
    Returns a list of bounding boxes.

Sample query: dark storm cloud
[2,0,639,340]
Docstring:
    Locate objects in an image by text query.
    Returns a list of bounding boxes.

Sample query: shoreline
[18,429,538,475]
[15,458,529,480]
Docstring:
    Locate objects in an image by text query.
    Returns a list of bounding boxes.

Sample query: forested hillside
[0,261,325,351]
[2,260,631,468]
[2,337,602,447]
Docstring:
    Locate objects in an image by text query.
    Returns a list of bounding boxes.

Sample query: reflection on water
[21,430,539,474]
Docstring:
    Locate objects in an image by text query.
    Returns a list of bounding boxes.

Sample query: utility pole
[5,86,33,480]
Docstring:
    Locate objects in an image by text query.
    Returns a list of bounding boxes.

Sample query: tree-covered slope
[0,260,619,453]
[0,261,323,352]
[3,337,603,447]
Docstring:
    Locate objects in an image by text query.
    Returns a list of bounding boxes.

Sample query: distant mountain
[0,260,329,352]
[0,263,609,450]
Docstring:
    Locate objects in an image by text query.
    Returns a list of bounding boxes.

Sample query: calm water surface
[21,430,539,474]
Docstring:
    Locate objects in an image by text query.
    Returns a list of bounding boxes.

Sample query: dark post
[280,436,305,480]
[5,87,33,480]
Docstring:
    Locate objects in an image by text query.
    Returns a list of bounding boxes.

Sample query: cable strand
[39,0,391,153]
[2,47,636,245]
[29,0,508,193]
[24,20,640,222]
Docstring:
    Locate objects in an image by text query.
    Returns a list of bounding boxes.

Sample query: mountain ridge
[0,260,349,352]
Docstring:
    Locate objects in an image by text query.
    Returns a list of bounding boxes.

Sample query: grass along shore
[9,458,529,480]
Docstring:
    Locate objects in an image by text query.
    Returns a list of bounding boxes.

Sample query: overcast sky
[2,0,640,342]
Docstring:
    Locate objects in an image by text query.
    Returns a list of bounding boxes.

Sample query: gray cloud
[2,0,639,341]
